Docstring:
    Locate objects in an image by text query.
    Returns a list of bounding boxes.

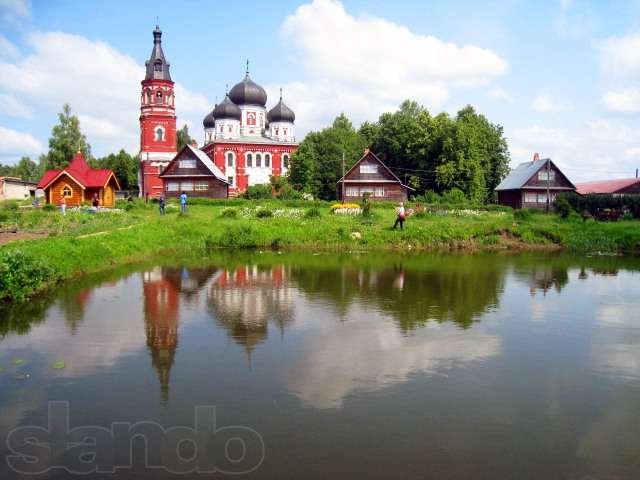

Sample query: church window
[260,113,264,127]
[227,152,234,167]
[256,154,262,167]
[155,127,165,142]
[283,154,289,169]
[247,112,256,126]
[228,125,232,133]
[246,153,253,167]
[228,176,234,186]
[61,184,73,198]
[156,91,163,103]
[284,128,287,135]
[154,60,162,72]
[265,154,271,167]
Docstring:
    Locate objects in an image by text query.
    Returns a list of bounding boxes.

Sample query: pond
[1,252,639,479]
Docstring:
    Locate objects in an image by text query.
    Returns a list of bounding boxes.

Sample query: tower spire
[279,87,283,101]
[245,59,250,77]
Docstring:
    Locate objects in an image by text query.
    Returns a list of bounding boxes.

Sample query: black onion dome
[267,97,295,123]
[213,95,242,121]
[203,110,215,128]
[229,73,267,107]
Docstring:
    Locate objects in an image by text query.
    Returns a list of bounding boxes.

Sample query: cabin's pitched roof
[160,144,229,184]
[336,150,414,190]
[37,152,120,190]
[495,158,574,191]
[575,178,640,194]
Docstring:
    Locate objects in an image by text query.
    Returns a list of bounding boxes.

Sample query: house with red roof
[37,152,121,207]
[575,178,640,196]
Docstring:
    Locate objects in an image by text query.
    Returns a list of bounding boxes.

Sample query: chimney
[636,168,638,178]
[364,147,370,155]
[533,152,540,162]
[190,139,198,148]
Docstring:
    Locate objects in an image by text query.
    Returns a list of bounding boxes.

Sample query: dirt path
[0,231,49,246]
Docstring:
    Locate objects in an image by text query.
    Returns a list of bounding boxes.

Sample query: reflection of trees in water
[142,266,217,403]
[207,266,295,358]
[291,257,507,331]
[521,265,570,295]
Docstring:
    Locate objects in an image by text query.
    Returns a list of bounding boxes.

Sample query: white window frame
[181,181,194,191]
[524,192,537,203]
[195,181,208,191]
[282,154,289,169]
[360,163,378,174]
[179,159,196,169]
[226,152,235,167]
[346,186,359,197]
[256,153,262,167]
[167,182,180,192]
[374,186,385,197]
[264,153,271,167]
[538,170,555,181]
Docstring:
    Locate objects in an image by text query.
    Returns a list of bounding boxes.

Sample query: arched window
[265,154,271,167]
[228,125,232,133]
[260,113,264,127]
[61,184,72,198]
[283,154,289,169]
[154,60,162,72]
[155,126,165,142]
[246,153,253,167]
[227,152,234,167]
[256,153,262,167]
[156,91,163,104]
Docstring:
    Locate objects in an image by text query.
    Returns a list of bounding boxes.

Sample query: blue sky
[1,0,640,181]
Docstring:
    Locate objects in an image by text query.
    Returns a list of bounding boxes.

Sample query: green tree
[39,104,91,171]
[14,157,40,181]
[94,149,139,191]
[297,114,367,200]
[287,141,317,192]
[177,124,193,150]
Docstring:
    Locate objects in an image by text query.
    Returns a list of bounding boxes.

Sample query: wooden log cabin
[37,152,120,207]
[159,143,229,199]
[337,149,413,202]
[495,154,575,209]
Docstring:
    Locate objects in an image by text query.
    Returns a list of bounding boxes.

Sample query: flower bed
[330,203,362,215]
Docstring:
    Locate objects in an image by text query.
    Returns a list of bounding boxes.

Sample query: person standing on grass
[92,194,99,210]
[159,194,166,215]
[60,196,66,216]
[393,201,405,230]
[179,191,188,214]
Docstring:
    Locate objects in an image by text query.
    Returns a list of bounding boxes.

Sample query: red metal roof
[575,178,640,195]
[37,152,118,190]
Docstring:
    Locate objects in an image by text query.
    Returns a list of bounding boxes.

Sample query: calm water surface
[1,252,639,479]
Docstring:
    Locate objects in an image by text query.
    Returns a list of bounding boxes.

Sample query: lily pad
[12,359,24,366]
[14,373,30,380]
[52,361,66,370]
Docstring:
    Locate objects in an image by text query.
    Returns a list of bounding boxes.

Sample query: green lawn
[0,199,639,302]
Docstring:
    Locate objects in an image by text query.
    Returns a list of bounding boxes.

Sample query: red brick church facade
[138,28,297,198]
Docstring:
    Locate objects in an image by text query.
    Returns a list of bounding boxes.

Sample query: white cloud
[532,93,571,112]
[602,87,640,113]
[0,31,210,156]
[0,33,19,59]
[0,125,43,155]
[0,93,31,118]
[488,87,514,103]
[596,33,640,76]
[509,120,640,182]
[279,0,507,132]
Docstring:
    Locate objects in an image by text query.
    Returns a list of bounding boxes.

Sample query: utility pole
[546,157,551,214]
[342,151,345,203]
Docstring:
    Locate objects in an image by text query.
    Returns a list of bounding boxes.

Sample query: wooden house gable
[523,161,574,189]
[161,148,215,178]
[342,151,401,183]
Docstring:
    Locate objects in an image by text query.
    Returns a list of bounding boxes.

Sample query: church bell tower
[139,25,177,198]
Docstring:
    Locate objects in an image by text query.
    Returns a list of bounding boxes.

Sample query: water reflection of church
[141,264,295,400]
[208,266,295,357]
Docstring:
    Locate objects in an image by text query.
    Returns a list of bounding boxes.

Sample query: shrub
[554,194,574,219]
[0,250,57,301]
[0,210,10,224]
[514,209,533,221]
[218,225,258,248]
[255,208,273,218]
[220,207,238,219]
[441,188,466,205]
[1,201,19,211]
[423,190,442,204]
[361,192,372,217]
[304,207,321,219]
[243,184,273,200]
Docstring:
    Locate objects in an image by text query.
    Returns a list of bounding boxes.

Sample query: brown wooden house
[337,149,412,202]
[495,154,575,209]
[37,152,120,207]
[159,144,229,198]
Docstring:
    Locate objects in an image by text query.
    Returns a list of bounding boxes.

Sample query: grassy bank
[0,199,639,301]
